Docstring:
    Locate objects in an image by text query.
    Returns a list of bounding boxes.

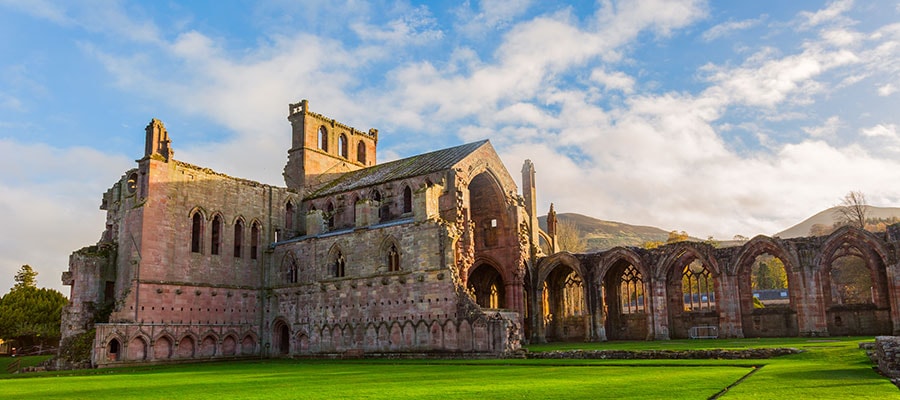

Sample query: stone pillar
[355,200,378,227]
[306,210,325,236]
[589,279,607,341]
[886,263,900,335]
[797,265,829,336]
[413,184,442,223]
[650,279,670,340]
[716,274,744,338]
[533,286,547,343]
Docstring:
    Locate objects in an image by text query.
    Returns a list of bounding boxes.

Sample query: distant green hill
[774,205,900,238]
[538,213,670,252]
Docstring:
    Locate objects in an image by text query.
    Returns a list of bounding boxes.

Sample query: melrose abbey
[61,100,900,367]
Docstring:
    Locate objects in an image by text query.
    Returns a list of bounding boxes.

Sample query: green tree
[0,266,68,349]
[14,264,37,289]
[556,219,586,253]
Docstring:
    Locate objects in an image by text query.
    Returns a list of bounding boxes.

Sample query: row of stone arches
[526,226,897,342]
[270,317,501,355]
[102,330,258,362]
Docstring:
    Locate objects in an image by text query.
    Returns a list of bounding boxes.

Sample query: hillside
[538,213,670,251]
[775,206,900,238]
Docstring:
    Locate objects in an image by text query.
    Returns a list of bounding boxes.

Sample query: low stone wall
[872,336,900,383]
[527,348,802,360]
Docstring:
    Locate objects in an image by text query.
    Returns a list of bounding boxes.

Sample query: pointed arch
[210,213,223,255]
[250,220,262,260]
[357,141,367,164]
[190,208,206,253]
[339,133,348,158]
[402,185,413,214]
[285,200,295,231]
[233,217,245,258]
[318,125,328,151]
[281,252,299,284]
[381,236,402,272]
[328,243,346,278]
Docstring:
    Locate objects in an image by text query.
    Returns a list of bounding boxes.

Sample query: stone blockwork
[529,227,900,343]
[872,336,900,382]
[61,100,534,367]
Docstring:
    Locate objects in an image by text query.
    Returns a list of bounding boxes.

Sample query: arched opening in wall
[603,261,648,340]
[333,250,346,278]
[233,219,244,258]
[666,257,719,339]
[372,190,387,221]
[107,338,121,361]
[357,141,367,164]
[467,264,505,309]
[191,212,203,253]
[199,335,216,357]
[177,336,195,358]
[402,186,412,214]
[824,247,891,335]
[250,222,260,260]
[468,173,506,250]
[153,336,173,360]
[318,126,328,151]
[211,215,222,255]
[387,243,401,272]
[285,201,294,232]
[273,320,290,355]
[740,252,797,337]
[128,337,148,361]
[241,335,256,355]
[339,134,348,158]
[542,265,586,341]
[222,335,237,356]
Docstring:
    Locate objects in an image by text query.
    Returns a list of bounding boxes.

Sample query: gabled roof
[306,140,489,199]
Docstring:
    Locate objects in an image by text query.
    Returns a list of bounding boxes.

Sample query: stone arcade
[60,100,900,367]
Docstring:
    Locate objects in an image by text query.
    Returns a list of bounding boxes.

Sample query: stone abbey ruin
[60,100,900,367]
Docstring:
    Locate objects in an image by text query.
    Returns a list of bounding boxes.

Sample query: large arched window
[233,219,243,258]
[339,134,348,158]
[402,186,412,214]
[250,222,261,260]
[211,214,222,255]
[619,265,645,314]
[317,126,328,151]
[357,142,367,164]
[191,212,203,253]
[682,260,714,311]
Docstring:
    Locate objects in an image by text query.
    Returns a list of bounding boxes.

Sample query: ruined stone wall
[531,225,900,343]
[93,323,259,367]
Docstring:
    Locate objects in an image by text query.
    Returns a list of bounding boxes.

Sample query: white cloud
[456,0,533,36]
[0,139,132,293]
[803,115,841,137]
[590,69,635,93]
[861,123,898,138]
[702,16,766,42]
[877,83,896,95]
[351,5,443,45]
[798,0,855,30]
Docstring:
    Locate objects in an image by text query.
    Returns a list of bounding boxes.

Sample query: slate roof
[306,140,489,199]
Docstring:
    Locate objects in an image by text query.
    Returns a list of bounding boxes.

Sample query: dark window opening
[334,251,345,278]
[234,220,243,257]
[285,202,294,231]
[357,141,367,164]
[211,215,222,255]
[250,222,260,260]
[339,134,348,158]
[318,126,328,151]
[191,212,202,253]
[402,186,412,214]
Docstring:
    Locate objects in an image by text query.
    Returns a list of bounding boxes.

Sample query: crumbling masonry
[60,100,900,367]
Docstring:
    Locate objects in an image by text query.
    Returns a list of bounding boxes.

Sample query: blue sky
[2,0,899,293]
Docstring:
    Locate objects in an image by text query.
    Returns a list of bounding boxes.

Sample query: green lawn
[0,338,896,399]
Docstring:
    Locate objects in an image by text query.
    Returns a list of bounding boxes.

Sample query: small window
[234,220,243,258]
[326,202,335,229]
[250,222,260,260]
[211,215,222,255]
[334,251,345,278]
[126,173,138,195]
[402,186,412,214]
[388,244,400,272]
[339,134,348,158]
[318,126,328,151]
[357,142,367,164]
[191,212,203,253]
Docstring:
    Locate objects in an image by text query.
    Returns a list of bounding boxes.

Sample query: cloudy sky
[1,0,899,293]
